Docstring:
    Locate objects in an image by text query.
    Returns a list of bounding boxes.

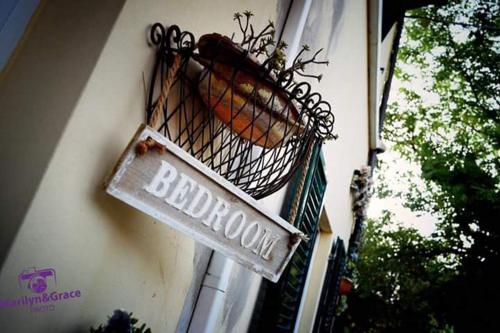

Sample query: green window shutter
[313,237,347,333]
[250,142,328,333]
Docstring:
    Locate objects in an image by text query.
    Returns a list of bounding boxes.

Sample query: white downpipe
[187,2,314,332]
[188,253,235,333]
[280,0,313,68]
[368,0,383,150]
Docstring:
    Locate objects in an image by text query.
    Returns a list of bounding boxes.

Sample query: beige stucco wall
[0,0,375,331]
[320,0,370,243]
[0,0,127,268]
[0,0,279,332]
[297,0,370,331]
[298,230,336,332]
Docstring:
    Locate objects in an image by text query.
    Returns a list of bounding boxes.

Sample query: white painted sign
[105,125,302,282]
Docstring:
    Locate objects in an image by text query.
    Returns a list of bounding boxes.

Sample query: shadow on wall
[91,133,188,282]
[0,0,126,269]
[300,0,345,64]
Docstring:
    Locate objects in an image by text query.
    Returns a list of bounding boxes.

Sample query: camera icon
[18,267,57,294]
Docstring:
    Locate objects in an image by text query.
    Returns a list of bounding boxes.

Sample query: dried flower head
[233,11,329,82]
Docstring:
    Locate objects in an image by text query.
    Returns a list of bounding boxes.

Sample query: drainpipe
[187,253,235,333]
[187,1,313,332]
[367,0,383,151]
[279,0,313,68]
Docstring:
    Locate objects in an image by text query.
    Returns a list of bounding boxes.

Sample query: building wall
[298,231,336,333]
[0,0,373,332]
[0,0,279,332]
[319,0,370,243]
[296,0,370,331]
[0,0,127,271]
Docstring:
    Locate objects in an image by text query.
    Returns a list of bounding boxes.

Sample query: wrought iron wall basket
[145,23,335,199]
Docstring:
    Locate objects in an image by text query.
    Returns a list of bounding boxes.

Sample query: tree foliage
[344,1,499,332]
[344,215,456,333]
[390,0,500,274]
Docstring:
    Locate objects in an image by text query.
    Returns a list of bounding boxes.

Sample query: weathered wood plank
[105,124,302,282]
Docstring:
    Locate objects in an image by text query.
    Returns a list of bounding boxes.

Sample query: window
[313,237,346,332]
[0,0,40,71]
[250,143,327,332]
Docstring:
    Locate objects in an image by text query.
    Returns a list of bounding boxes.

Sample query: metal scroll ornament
[145,15,336,199]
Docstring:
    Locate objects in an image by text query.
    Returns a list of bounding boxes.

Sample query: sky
[366,41,439,237]
[367,149,438,237]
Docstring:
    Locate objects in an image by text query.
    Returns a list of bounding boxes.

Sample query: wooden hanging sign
[105,125,303,282]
